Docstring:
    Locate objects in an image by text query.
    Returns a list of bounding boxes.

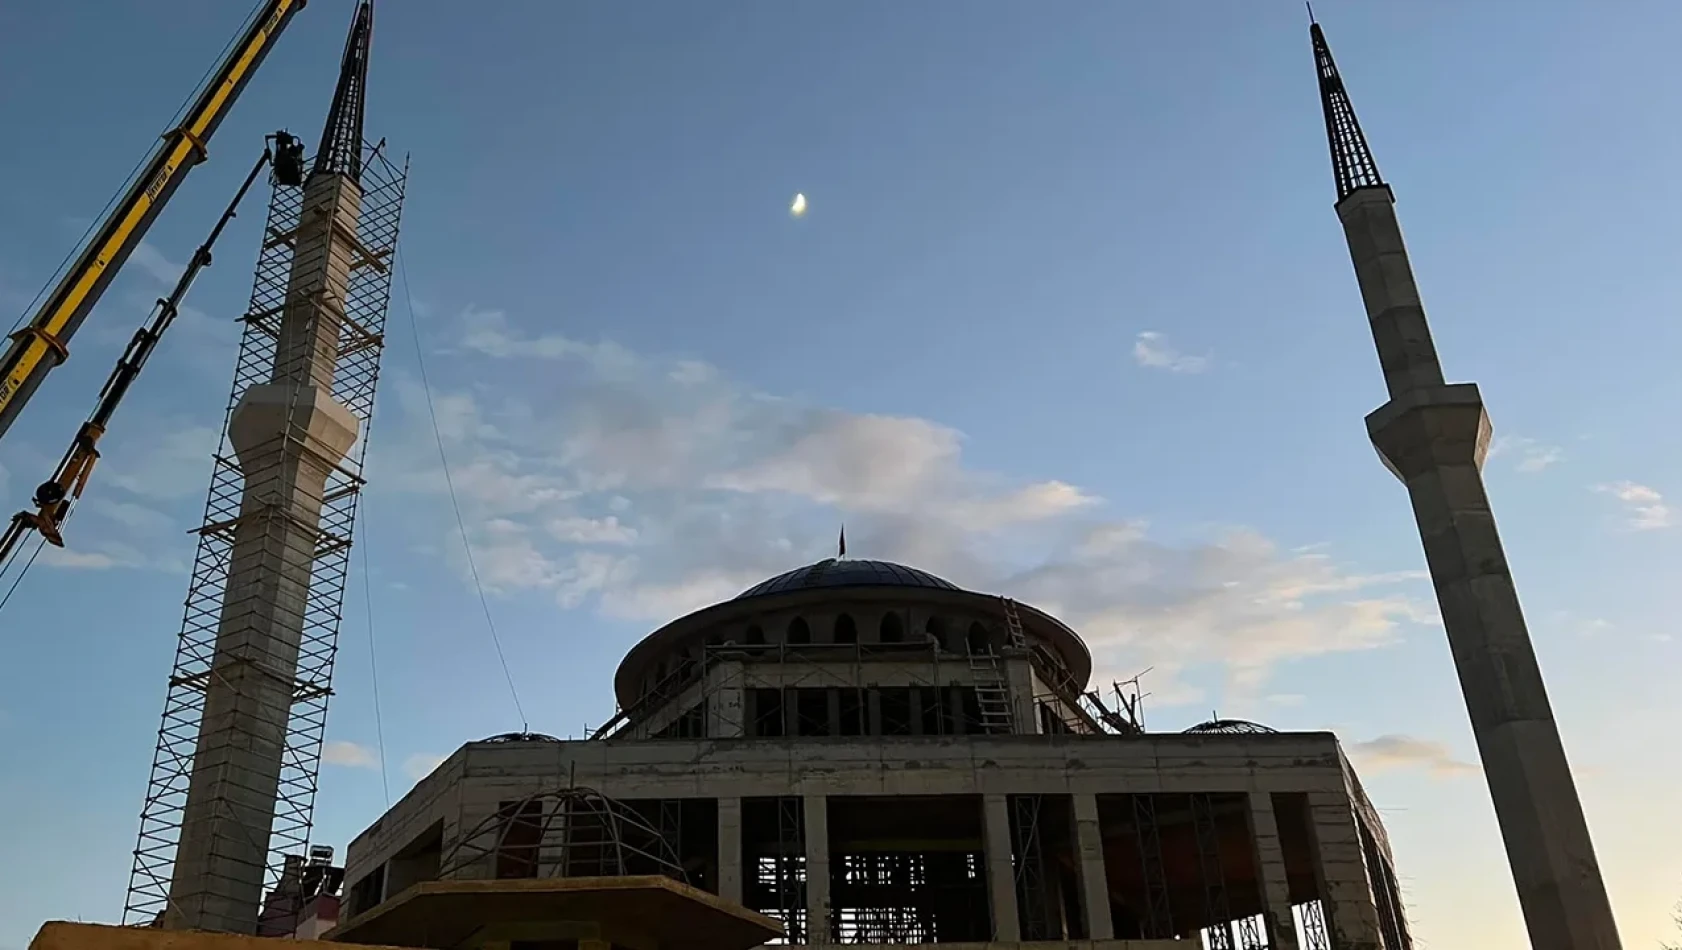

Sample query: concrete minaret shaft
[1312,22,1622,950]
[165,3,374,933]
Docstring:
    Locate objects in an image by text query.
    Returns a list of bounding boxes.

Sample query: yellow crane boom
[0,0,308,439]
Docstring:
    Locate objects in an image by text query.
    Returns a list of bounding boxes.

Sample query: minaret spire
[1310,18,1384,202]
[1310,19,1624,950]
[312,0,372,183]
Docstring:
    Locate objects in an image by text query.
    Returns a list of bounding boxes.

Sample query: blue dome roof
[736,559,961,600]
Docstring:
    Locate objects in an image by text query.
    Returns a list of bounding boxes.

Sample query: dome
[736,558,961,600]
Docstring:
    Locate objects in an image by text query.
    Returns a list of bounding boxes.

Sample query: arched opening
[879,612,905,644]
[834,613,858,644]
[787,617,811,645]
[926,616,949,651]
[745,625,765,646]
[967,622,989,655]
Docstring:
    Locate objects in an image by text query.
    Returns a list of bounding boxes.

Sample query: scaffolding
[1191,793,1234,950]
[1132,794,1174,939]
[1009,794,1056,940]
[124,142,406,928]
[590,634,1145,744]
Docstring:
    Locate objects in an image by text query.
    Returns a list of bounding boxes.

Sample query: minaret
[158,3,377,933]
[1311,20,1622,950]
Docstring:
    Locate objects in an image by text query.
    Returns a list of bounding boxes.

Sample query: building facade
[340,559,1412,950]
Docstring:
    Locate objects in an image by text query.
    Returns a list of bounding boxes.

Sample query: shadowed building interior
[333,559,1412,950]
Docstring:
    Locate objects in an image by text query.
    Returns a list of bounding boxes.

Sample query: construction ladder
[1000,597,1029,650]
[967,649,1015,734]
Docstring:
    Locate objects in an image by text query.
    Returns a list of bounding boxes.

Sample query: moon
[790,193,807,218]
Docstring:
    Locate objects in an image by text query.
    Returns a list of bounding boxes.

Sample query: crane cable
[8,0,269,338]
[0,534,46,615]
[396,249,529,732]
[357,503,392,806]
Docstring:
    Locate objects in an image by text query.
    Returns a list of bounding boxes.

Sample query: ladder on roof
[1001,597,1029,650]
[966,598,1029,735]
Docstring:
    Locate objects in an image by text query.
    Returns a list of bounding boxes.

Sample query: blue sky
[1,1,1680,947]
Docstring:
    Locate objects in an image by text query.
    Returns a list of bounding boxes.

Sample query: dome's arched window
[880,612,905,644]
[787,617,812,645]
[927,616,949,651]
[834,614,858,645]
[967,622,989,655]
[745,625,765,646]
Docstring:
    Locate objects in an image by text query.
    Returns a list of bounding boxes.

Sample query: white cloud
[547,515,638,545]
[128,241,184,286]
[1347,735,1479,777]
[38,547,130,570]
[1132,331,1209,374]
[1594,481,1672,530]
[82,498,175,534]
[403,752,447,781]
[370,310,1436,700]
[321,740,379,769]
[105,424,221,501]
[36,539,183,573]
[1488,435,1563,473]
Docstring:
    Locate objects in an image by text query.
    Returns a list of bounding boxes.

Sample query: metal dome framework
[481,731,562,744]
[1183,719,1278,736]
[439,787,687,883]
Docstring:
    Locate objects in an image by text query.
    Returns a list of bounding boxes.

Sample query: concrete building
[337,558,1413,950]
[1311,21,1621,950]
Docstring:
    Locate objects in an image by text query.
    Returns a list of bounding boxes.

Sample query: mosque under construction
[13,8,1623,950]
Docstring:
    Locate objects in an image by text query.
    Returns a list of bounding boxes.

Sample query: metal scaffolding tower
[124,4,404,931]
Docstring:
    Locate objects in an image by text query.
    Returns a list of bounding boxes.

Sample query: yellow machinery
[0,0,308,439]
[0,134,306,565]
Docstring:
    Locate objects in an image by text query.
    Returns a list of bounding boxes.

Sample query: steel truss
[772,795,808,944]
[124,143,406,929]
[1191,793,1234,950]
[1298,900,1331,950]
[1132,793,1174,939]
[1009,794,1057,940]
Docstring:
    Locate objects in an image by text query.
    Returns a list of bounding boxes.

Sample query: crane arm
[0,144,280,567]
[0,0,307,441]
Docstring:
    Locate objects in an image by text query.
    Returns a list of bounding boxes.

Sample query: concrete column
[718,798,743,905]
[274,174,363,389]
[1072,793,1113,940]
[803,795,830,944]
[982,794,1021,941]
[706,661,745,738]
[1005,658,1038,734]
[1342,185,1621,950]
[1247,793,1301,950]
[164,167,371,933]
[1304,792,1382,950]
